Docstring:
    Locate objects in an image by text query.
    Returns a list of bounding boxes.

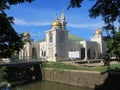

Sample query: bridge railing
[0,58,43,65]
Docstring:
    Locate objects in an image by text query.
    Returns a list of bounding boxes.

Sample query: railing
[0,58,43,65]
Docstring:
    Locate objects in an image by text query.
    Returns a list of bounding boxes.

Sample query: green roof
[39,34,84,42]
[68,34,84,41]
[39,38,46,42]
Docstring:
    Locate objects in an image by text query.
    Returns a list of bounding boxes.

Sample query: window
[49,32,53,43]
[59,32,65,43]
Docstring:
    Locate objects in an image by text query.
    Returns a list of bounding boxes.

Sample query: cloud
[14,18,103,29]
[14,18,51,26]
[68,23,103,28]
[30,31,45,37]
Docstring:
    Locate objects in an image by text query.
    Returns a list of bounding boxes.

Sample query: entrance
[81,48,85,59]
[87,48,96,59]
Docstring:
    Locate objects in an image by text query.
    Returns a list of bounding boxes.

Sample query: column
[84,48,88,61]
[26,44,30,59]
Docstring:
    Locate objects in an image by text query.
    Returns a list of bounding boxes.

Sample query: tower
[91,28,105,58]
[21,31,31,59]
[46,12,68,62]
[61,11,67,30]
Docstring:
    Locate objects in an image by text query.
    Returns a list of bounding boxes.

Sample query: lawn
[43,62,109,72]
[42,62,120,72]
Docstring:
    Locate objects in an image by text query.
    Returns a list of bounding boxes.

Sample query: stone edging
[42,68,108,89]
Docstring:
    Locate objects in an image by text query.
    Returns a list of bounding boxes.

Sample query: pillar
[84,48,88,61]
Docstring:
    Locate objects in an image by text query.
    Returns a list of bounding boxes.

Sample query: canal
[11,81,92,90]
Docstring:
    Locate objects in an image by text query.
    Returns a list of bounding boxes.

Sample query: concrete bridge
[0,58,43,66]
[0,58,44,82]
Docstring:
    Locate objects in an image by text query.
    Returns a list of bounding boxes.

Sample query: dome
[52,16,62,28]
[94,29,102,34]
[23,31,30,37]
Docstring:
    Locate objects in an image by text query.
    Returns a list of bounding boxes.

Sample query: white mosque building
[19,12,106,62]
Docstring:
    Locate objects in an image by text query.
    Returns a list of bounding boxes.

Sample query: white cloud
[68,23,103,28]
[14,18,103,29]
[30,31,45,37]
[14,18,51,26]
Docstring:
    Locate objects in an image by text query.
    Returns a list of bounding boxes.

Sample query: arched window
[81,48,85,59]
[49,32,53,43]
[32,47,37,59]
[87,47,96,59]
[59,32,65,43]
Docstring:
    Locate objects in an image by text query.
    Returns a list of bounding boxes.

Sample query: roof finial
[61,10,65,20]
[56,14,58,20]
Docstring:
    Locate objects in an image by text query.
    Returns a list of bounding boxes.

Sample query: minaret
[61,11,67,30]
[22,31,31,59]
[22,30,30,43]
[91,28,106,58]
[46,13,68,62]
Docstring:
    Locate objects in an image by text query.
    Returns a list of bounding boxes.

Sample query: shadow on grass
[94,67,120,90]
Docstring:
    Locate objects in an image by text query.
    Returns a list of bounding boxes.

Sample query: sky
[6,0,105,41]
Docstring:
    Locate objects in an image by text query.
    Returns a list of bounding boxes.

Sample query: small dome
[94,29,102,34]
[23,31,30,37]
[52,16,62,28]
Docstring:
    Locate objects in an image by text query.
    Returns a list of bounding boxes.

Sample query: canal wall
[42,68,108,89]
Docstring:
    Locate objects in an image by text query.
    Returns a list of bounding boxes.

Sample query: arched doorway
[23,48,27,59]
[81,48,85,59]
[87,48,96,59]
[32,47,37,59]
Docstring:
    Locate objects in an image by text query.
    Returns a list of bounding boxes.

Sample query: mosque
[19,12,106,62]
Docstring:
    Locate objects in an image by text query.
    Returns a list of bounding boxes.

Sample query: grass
[42,62,120,72]
[43,62,80,70]
[42,62,108,72]
[107,63,120,72]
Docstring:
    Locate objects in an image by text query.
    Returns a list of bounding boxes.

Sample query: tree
[69,0,120,58]
[104,27,120,61]
[0,66,7,81]
[69,0,120,33]
[112,27,120,61]
[0,0,34,58]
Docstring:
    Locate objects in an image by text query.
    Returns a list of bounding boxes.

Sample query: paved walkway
[80,61,118,67]
[63,60,118,68]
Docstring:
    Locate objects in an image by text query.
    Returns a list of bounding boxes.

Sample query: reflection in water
[11,81,92,90]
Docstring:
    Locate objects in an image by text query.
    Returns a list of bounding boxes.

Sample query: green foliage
[69,0,120,36]
[112,27,120,59]
[106,27,120,59]
[69,0,120,61]
[0,66,7,81]
[0,13,23,58]
[89,0,120,30]
[0,0,34,58]
[68,0,83,9]
[110,64,120,70]
[0,0,33,11]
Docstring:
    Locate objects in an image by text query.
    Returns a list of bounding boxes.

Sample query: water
[11,81,92,90]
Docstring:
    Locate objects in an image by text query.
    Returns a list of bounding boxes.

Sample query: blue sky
[6,0,105,41]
